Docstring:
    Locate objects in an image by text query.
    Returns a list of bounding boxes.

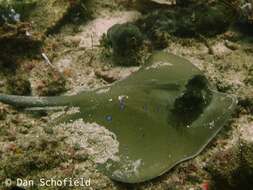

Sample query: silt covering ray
[0,52,237,183]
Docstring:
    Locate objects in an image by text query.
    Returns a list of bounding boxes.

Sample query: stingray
[0,51,237,183]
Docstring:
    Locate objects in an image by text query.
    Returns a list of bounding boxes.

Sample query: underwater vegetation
[206,125,253,190]
[0,51,237,183]
[136,0,240,48]
[0,0,37,25]
[29,0,89,35]
[0,0,89,33]
[105,0,242,53]
[103,23,150,66]
[0,0,89,70]
[0,22,42,71]
[34,68,67,96]
[0,0,88,97]
[172,75,213,127]
[7,74,31,95]
[0,0,89,43]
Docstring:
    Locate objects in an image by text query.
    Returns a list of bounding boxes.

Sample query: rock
[1,0,89,35]
[34,68,67,96]
[137,1,239,47]
[95,67,139,83]
[0,0,37,25]
[206,118,253,190]
[150,0,176,5]
[176,0,199,6]
[240,1,253,24]
[244,64,253,86]
[7,74,31,95]
[27,0,71,34]
[135,0,176,13]
[224,40,240,50]
[95,69,118,83]
[0,1,41,63]
[0,22,42,69]
[1,145,68,178]
[206,146,241,190]
[238,96,253,115]
[27,0,88,35]
[0,0,88,70]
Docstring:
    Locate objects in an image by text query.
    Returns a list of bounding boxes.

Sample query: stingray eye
[171,75,213,126]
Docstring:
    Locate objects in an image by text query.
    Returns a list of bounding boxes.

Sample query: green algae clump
[104,23,148,66]
[172,75,213,126]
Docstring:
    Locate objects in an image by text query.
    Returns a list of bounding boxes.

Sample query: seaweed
[171,75,213,127]
[7,74,31,95]
[104,23,148,66]
[136,1,239,47]
[0,22,42,70]
[0,0,37,25]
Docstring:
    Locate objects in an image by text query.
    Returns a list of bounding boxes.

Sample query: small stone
[225,40,240,50]
[135,0,176,12]
[95,70,119,83]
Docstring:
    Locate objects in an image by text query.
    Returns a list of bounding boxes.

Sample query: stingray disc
[65,52,237,183]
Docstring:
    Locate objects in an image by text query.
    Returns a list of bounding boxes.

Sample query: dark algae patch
[136,0,239,48]
[103,23,150,66]
[171,75,213,127]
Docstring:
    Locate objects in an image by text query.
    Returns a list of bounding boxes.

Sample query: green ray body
[0,52,237,183]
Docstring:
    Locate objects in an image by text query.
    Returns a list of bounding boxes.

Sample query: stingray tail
[0,93,75,108]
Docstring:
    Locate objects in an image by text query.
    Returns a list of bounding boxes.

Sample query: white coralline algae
[54,119,120,164]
